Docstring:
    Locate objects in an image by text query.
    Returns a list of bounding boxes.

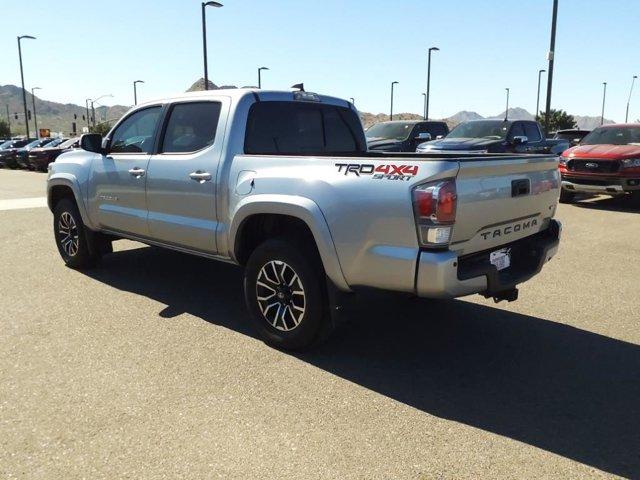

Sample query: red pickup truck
[559,124,640,203]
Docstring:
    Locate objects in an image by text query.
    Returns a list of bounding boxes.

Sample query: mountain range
[0,82,618,136]
[0,84,129,136]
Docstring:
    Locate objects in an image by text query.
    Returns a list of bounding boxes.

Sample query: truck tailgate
[452,155,560,254]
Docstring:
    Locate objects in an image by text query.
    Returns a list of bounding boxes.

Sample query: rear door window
[244,101,366,155]
[523,122,542,142]
[507,122,526,140]
[160,102,222,153]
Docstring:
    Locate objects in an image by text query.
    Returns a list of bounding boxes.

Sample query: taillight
[413,179,457,247]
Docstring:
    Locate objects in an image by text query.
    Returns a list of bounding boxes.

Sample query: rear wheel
[559,188,576,203]
[53,199,109,268]
[244,238,332,351]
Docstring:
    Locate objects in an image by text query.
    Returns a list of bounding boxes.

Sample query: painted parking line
[0,197,48,211]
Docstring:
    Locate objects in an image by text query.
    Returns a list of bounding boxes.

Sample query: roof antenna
[291,83,305,92]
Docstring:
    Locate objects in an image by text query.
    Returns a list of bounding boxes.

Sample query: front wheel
[243,238,332,351]
[53,199,105,269]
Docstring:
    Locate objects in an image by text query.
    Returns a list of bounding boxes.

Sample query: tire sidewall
[53,199,93,268]
[244,238,327,351]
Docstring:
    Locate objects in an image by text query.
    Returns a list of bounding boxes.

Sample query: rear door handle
[189,171,212,183]
[128,167,145,177]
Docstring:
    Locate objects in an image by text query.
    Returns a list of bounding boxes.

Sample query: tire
[53,198,102,269]
[559,188,576,204]
[244,238,332,351]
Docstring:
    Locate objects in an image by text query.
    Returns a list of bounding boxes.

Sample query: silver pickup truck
[47,89,561,350]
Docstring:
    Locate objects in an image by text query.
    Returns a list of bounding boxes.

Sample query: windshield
[45,138,66,148]
[24,139,43,149]
[0,141,11,149]
[580,126,640,146]
[58,138,79,149]
[366,122,414,141]
[448,121,510,140]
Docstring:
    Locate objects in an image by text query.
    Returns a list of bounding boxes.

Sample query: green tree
[535,109,577,132]
[89,121,112,136]
[0,119,10,137]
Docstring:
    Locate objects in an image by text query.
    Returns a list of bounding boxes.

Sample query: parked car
[47,89,561,350]
[559,123,640,203]
[417,119,569,155]
[28,137,79,171]
[0,139,34,168]
[366,120,449,152]
[14,138,57,169]
[553,128,590,147]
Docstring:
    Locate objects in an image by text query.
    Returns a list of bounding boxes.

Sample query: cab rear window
[244,101,366,155]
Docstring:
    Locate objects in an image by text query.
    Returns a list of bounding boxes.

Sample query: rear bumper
[415,219,561,299]
[561,175,640,195]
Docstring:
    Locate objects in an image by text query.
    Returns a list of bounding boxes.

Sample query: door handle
[128,167,146,177]
[189,171,212,183]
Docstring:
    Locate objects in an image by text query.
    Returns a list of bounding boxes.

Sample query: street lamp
[133,80,144,105]
[90,94,113,128]
[85,99,92,129]
[257,67,269,89]
[31,87,41,138]
[422,93,427,120]
[390,81,399,120]
[17,35,36,138]
[504,88,510,120]
[536,69,546,120]
[201,1,223,91]
[544,0,559,136]
[625,75,637,123]
[601,82,607,126]
[1,92,12,136]
[426,46,439,120]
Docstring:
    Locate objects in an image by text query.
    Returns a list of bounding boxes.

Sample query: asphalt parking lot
[1,168,639,479]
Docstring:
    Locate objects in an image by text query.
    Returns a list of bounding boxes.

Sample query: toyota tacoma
[47,89,562,350]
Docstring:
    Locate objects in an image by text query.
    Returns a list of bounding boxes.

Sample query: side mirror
[80,133,103,154]
[512,135,528,145]
[415,132,432,141]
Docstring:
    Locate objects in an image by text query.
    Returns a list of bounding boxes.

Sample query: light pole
[536,69,546,120]
[601,82,607,126]
[90,94,113,129]
[422,93,427,120]
[625,75,637,123]
[5,105,11,136]
[85,99,92,130]
[17,35,36,138]
[426,46,439,120]
[257,67,269,89]
[544,0,558,136]
[133,80,144,105]
[31,87,41,138]
[201,1,223,91]
[504,88,510,120]
[0,93,11,136]
[390,81,399,120]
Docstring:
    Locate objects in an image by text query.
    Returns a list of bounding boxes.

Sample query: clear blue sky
[1,0,638,121]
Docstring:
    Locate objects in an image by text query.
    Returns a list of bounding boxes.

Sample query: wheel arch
[47,175,93,229]
[229,195,350,292]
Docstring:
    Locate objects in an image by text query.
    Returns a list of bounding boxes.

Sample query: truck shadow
[572,195,640,214]
[86,245,640,478]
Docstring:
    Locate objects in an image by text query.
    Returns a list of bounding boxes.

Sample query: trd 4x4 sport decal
[335,163,419,181]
